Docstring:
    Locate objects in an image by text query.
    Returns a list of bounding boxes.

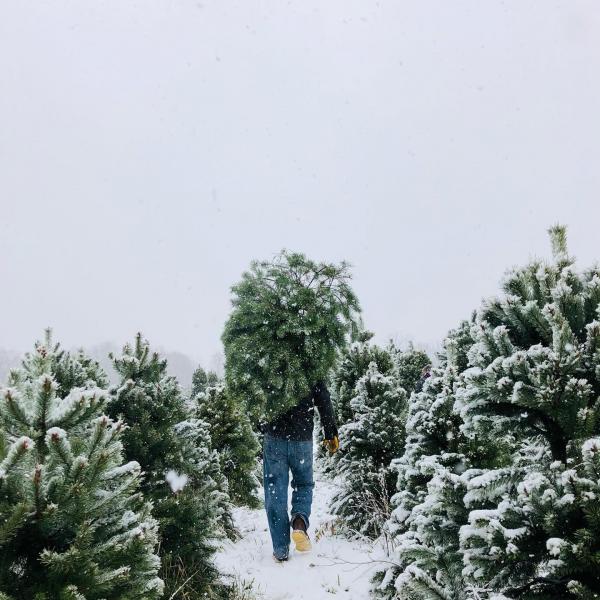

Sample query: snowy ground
[215,471,389,599]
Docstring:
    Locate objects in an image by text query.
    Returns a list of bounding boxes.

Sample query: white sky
[1,1,599,367]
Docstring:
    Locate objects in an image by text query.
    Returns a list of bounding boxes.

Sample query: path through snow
[215,472,389,599]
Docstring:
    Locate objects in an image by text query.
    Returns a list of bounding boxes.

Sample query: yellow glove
[323,436,339,454]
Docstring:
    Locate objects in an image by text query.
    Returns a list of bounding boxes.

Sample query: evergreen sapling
[0,333,163,599]
[193,382,260,508]
[108,334,232,599]
[457,226,600,598]
[331,354,410,538]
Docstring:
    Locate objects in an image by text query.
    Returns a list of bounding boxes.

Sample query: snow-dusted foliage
[190,365,220,398]
[192,382,260,508]
[222,251,360,425]
[172,416,236,539]
[318,330,396,474]
[392,345,433,398]
[375,226,600,600]
[331,360,408,537]
[331,346,430,539]
[16,328,109,395]
[108,334,233,598]
[0,333,163,599]
[373,322,483,600]
[331,330,396,427]
[457,226,600,598]
[391,323,474,534]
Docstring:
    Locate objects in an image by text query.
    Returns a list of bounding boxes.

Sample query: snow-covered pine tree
[317,331,395,474]
[331,357,410,538]
[373,321,514,600]
[18,328,109,395]
[457,226,600,599]
[222,251,360,425]
[108,334,232,599]
[372,323,476,600]
[0,333,163,599]
[53,348,110,393]
[392,344,432,397]
[193,383,260,508]
[331,330,396,428]
[190,366,219,399]
[171,416,236,541]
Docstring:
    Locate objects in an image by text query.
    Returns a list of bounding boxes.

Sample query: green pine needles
[222,251,360,424]
[192,383,260,508]
[328,340,430,539]
[456,225,600,598]
[0,332,163,599]
[371,225,600,600]
[331,331,396,427]
[108,334,233,599]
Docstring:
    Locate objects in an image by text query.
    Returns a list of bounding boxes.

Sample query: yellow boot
[292,529,312,552]
[291,516,312,552]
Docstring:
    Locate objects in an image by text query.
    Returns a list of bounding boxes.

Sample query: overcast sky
[1,1,599,368]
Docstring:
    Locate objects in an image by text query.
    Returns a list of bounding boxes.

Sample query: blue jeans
[263,434,314,558]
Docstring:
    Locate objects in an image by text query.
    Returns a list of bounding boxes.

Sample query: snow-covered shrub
[331,359,408,537]
[331,330,396,427]
[20,330,110,396]
[0,333,163,598]
[193,382,260,508]
[331,347,429,539]
[373,322,487,600]
[392,344,432,398]
[318,331,396,474]
[457,226,600,598]
[191,365,220,398]
[375,225,600,600]
[108,333,233,598]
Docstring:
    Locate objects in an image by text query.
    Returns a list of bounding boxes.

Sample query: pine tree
[392,344,431,396]
[456,226,600,598]
[317,331,395,473]
[222,250,360,425]
[0,333,163,599]
[377,227,600,599]
[18,329,109,396]
[193,383,260,508]
[191,366,219,399]
[108,334,232,599]
[331,359,410,538]
[329,343,431,539]
[331,330,396,427]
[372,325,473,599]
[374,322,513,600]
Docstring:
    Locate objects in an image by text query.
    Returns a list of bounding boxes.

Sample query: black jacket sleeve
[313,382,338,440]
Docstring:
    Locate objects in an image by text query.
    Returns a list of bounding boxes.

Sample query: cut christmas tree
[222,250,360,425]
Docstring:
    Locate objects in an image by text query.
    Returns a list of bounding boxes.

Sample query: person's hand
[323,436,339,454]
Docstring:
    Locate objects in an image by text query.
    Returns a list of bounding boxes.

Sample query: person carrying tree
[262,381,339,561]
[222,250,359,562]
